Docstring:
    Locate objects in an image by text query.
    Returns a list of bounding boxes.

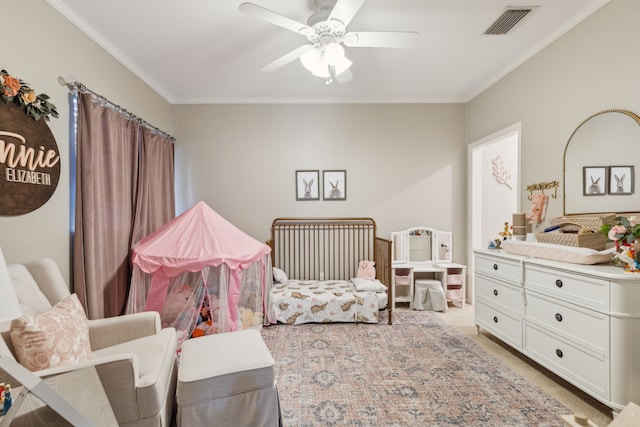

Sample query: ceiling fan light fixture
[310,57,351,78]
[333,54,352,74]
[301,44,351,79]
[300,48,323,72]
[324,42,344,65]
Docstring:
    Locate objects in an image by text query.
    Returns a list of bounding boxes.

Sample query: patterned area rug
[260,309,568,426]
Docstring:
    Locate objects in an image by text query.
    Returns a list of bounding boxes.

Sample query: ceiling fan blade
[328,0,366,26]
[239,2,313,36]
[261,44,314,72]
[335,68,353,84]
[343,31,419,48]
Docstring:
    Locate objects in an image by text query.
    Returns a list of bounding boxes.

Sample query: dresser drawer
[525,292,607,355]
[525,264,608,311]
[475,273,522,317]
[475,300,522,348]
[524,322,607,400]
[475,253,522,284]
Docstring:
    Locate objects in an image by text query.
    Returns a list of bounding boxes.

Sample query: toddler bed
[266,217,393,324]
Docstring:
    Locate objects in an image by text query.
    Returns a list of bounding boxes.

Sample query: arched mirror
[563,109,640,215]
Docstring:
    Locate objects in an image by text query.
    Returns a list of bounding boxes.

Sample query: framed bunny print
[323,170,346,201]
[608,166,634,195]
[296,170,319,201]
[583,166,607,196]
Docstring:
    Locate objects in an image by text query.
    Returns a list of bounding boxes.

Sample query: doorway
[467,123,521,303]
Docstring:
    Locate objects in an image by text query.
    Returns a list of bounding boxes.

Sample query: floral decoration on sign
[1,69,58,121]
[491,155,512,189]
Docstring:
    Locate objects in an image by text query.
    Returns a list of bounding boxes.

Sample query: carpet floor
[261,309,569,426]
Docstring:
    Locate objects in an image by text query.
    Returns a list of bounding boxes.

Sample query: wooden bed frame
[266,217,393,324]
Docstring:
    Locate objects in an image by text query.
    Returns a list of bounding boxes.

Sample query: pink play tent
[125,201,274,346]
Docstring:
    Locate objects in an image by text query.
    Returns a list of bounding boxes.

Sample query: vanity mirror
[563,109,640,215]
[391,227,452,264]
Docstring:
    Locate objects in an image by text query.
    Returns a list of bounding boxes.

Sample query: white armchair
[0,258,178,427]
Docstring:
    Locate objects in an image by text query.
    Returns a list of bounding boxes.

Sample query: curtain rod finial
[57,75,77,87]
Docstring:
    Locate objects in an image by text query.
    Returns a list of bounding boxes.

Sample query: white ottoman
[413,279,447,312]
[177,329,281,427]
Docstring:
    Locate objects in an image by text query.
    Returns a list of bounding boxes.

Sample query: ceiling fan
[239,0,419,85]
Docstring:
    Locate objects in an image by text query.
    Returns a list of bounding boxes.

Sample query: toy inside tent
[125,201,274,349]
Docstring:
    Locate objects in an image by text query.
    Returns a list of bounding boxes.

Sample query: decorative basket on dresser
[474,248,640,415]
[534,214,615,250]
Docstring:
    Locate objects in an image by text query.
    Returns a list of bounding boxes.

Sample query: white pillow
[273,267,288,283]
[351,277,387,293]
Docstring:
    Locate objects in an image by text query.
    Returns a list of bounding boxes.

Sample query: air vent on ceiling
[484,7,538,35]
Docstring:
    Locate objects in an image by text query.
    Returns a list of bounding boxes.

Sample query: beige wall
[466,0,640,224]
[173,103,467,260]
[0,0,173,282]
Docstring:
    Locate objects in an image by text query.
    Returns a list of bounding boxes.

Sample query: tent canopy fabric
[126,201,274,345]
[132,201,271,276]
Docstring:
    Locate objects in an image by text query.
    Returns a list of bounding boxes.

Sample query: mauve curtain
[74,93,175,319]
[131,128,175,245]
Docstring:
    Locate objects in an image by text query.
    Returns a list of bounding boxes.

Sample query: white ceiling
[47,0,608,104]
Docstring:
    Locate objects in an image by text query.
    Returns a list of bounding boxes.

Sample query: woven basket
[535,229,609,250]
[549,214,616,232]
[536,214,616,250]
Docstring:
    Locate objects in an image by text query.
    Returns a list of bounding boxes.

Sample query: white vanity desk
[474,248,640,413]
[391,262,467,309]
[390,226,466,309]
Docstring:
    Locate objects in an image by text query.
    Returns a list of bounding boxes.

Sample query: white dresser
[474,248,640,413]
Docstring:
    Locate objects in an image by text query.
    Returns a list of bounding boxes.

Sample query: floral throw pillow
[10,293,93,371]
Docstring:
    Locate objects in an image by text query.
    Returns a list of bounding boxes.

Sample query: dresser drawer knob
[555,313,563,322]
[493,264,498,270]
[493,289,499,296]
[556,349,564,358]
[555,279,563,288]
[493,316,498,323]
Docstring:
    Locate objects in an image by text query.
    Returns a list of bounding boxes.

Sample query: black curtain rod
[62,79,176,142]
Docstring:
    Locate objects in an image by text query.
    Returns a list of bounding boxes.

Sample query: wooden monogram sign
[0,102,60,216]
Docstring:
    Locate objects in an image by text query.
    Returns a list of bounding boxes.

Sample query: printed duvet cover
[270,280,380,325]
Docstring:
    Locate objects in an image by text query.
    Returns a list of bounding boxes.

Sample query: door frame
[467,122,522,304]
